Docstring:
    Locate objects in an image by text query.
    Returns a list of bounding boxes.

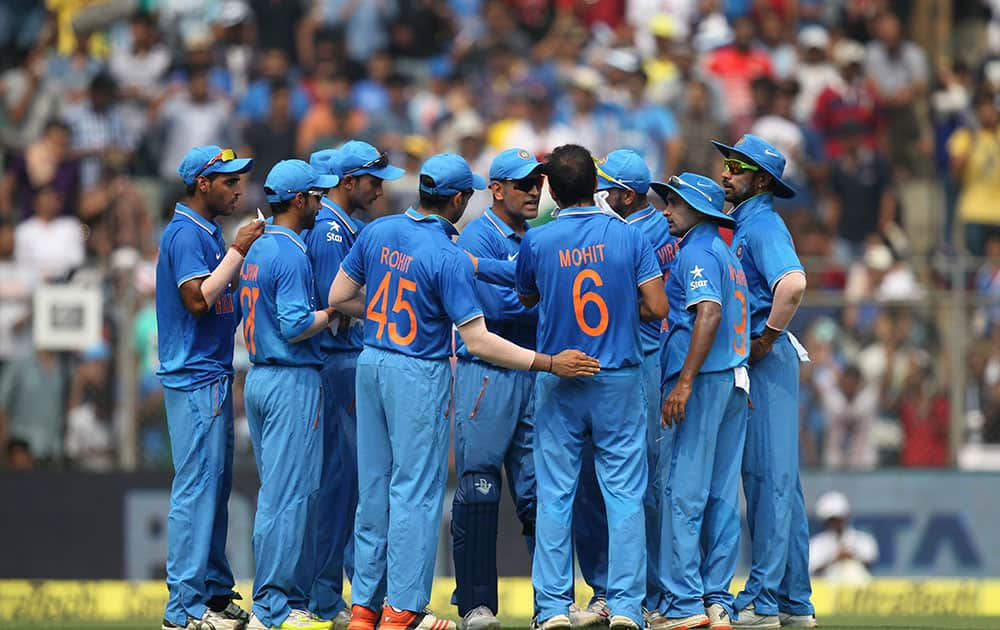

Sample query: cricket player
[451,148,544,630]
[710,135,815,629]
[157,145,259,630]
[650,173,749,630]
[328,153,600,630]
[305,141,405,628]
[516,144,668,630]
[572,149,678,626]
[240,160,341,630]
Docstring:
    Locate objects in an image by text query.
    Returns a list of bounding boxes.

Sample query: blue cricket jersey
[661,222,750,383]
[156,203,238,391]
[627,204,677,354]
[341,208,483,360]
[302,197,365,353]
[455,208,538,359]
[516,207,661,369]
[239,224,323,368]
[729,194,805,339]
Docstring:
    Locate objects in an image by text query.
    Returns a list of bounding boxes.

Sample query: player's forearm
[766,271,806,332]
[289,308,336,343]
[200,248,245,308]
[329,270,365,318]
[476,258,517,288]
[459,318,537,371]
[676,302,721,386]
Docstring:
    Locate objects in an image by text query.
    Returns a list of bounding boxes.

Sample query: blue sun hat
[650,172,734,227]
[711,133,796,198]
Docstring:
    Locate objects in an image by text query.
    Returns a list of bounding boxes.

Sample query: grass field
[6,618,1000,630]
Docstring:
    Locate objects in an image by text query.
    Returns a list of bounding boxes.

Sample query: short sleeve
[515,232,538,297]
[679,248,723,310]
[340,230,367,285]
[635,236,661,287]
[439,251,484,327]
[168,227,212,287]
[752,220,804,291]
[275,255,317,341]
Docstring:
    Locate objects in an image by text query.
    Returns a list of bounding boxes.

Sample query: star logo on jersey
[329,221,340,231]
[690,265,704,279]
[474,478,493,496]
[507,252,518,262]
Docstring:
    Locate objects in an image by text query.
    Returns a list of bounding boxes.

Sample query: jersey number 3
[572,269,609,337]
[733,289,747,355]
[368,271,417,346]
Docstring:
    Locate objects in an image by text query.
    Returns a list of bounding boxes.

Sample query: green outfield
[5,619,1000,630]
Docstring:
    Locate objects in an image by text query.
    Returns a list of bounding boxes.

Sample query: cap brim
[649,180,736,227]
[315,173,340,189]
[496,162,543,181]
[710,141,796,199]
[207,157,254,177]
[361,164,405,181]
[596,176,626,191]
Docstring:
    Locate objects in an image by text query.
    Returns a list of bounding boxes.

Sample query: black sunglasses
[342,151,389,176]
[499,174,544,192]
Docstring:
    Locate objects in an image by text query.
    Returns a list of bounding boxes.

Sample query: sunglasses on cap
[723,158,760,175]
[343,150,389,177]
[264,188,326,199]
[498,174,544,192]
[593,158,636,193]
[668,175,715,203]
[197,148,237,177]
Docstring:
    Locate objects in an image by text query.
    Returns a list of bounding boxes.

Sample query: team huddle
[156,134,814,630]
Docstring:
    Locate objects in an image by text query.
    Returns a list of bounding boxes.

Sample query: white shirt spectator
[14,216,85,280]
[815,366,879,469]
[157,91,233,179]
[809,527,879,576]
[109,44,171,101]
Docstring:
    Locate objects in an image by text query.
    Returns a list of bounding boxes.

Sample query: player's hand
[234,219,266,253]
[465,251,478,274]
[661,380,692,427]
[549,350,601,377]
[749,337,773,362]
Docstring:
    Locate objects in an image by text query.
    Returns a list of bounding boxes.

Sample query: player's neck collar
[264,223,307,252]
[729,192,771,222]
[677,221,717,247]
[321,197,357,235]
[558,205,602,218]
[406,207,458,237]
[174,202,218,235]
[485,207,526,239]
[626,204,657,224]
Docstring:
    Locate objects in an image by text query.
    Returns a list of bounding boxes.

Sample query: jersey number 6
[572,269,609,337]
[368,270,418,346]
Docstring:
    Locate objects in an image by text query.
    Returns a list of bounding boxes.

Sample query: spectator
[812,39,883,160]
[64,343,115,471]
[5,437,35,470]
[296,73,366,157]
[243,80,298,184]
[0,43,61,151]
[301,0,396,65]
[14,185,84,281]
[674,77,728,178]
[897,363,950,467]
[792,25,841,124]
[109,13,171,106]
[614,62,682,181]
[237,48,311,122]
[808,491,879,581]
[1,120,81,221]
[0,349,67,464]
[556,66,619,157]
[757,9,797,80]
[703,15,773,134]
[948,89,1000,256]
[816,364,879,470]
[0,218,37,369]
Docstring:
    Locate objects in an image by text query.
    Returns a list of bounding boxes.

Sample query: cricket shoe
[204,601,252,630]
[732,606,779,629]
[609,616,641,630]
[380,605,456,630]
[162,617,216,630]
[777,613,817,628]
[643,608,664,627]
[331,609,352,630]
[570,599,610,627]
[460,606,501,630]
[247,609,332,629]
[705,605,731,630]
[346,605,381,630]
[530,614,571,630]
[649,613,709,629]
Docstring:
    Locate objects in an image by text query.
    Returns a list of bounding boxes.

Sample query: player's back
[517,208,661,369]
[343,209,482,360]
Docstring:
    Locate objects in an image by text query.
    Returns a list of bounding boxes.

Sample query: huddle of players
[156,133,813,630]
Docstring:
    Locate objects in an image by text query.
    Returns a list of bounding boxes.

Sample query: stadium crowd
[2,0,1000,474]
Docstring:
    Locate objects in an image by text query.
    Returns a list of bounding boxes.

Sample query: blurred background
[1,0,999,615]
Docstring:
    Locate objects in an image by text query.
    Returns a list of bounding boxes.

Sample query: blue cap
[419,153,487,196]
[338,140,405,180]
[309,148,342,181]
[490,148,543,181]
[177,145,253,185]
[650,172,735,227]
[595,149,651,193]
[711,134,796,198]
[264,160,339,203]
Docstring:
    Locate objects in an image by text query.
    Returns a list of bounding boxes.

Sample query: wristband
[230,242,248,258]
[765,323,783,335]
[548,354,553,373]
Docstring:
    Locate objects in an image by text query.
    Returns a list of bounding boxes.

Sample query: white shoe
[204,602,251,630]
[643,608,663,626]
[705,605,731,630]
[570,599,611,627]
[777,613,816,628]
[650,613,709,629]
[732,606,779,629]
[163,617,217,630]
[332,609,351,630]
[460,606,501,630]
[534,614,571,630]
[609,616,641,630]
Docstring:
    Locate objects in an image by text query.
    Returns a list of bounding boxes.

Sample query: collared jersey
[661,222,749,383]
[516,206,661,369]
[156,203,238,390]
[627,204,677,354]
[239,224,323,368]
[729,194,805,338]
[341,208,483,359]
[455,208,538,359]
[302,196,365,353]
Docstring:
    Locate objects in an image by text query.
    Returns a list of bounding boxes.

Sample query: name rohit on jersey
[380,246,414,273]
[558,244,606,268]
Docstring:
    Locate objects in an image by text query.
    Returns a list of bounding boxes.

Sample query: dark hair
[185,171,223,196]
[89,72,117,94]
[43,119,71,135]
[419,189,457,211]
[6,438,30,457]
[269,78,290,93]
[267,193,292,215]
[544,144,596,207]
